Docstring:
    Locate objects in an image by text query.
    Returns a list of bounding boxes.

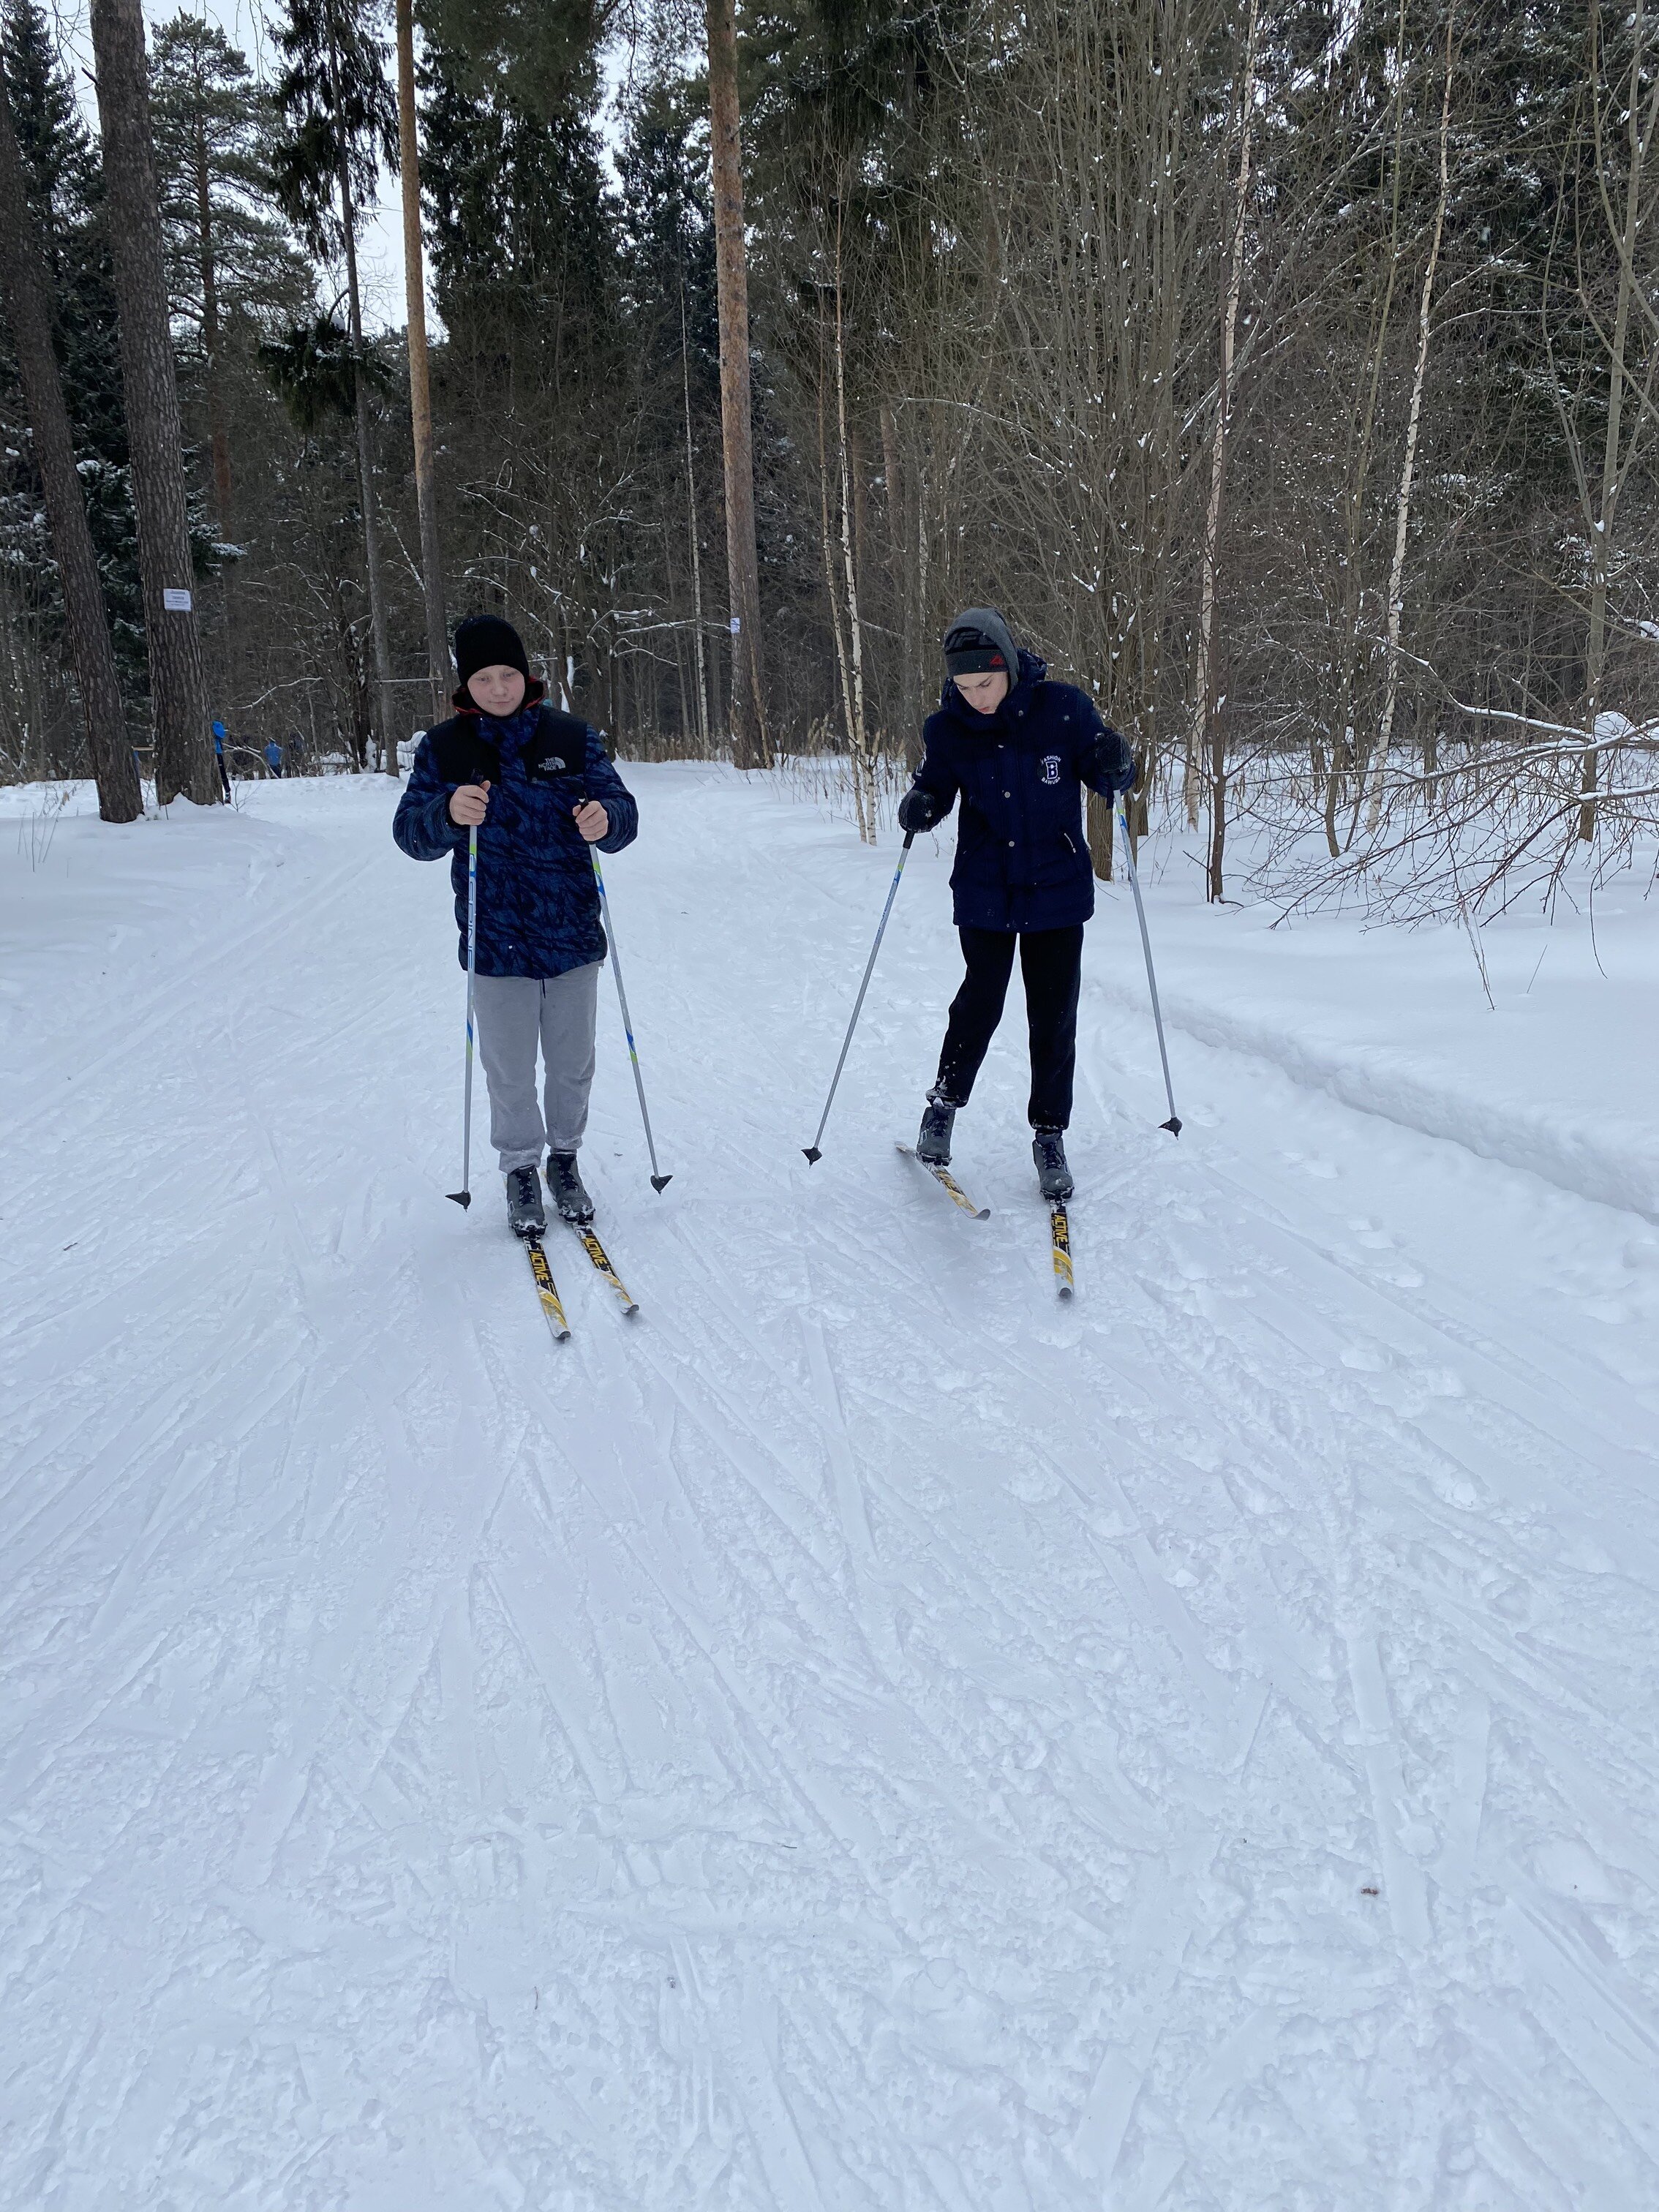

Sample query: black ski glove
[898,785,942,834]
[1083,728,1137,800]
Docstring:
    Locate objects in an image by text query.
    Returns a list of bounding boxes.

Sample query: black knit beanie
[454,614,530,694]
[943,606,1018,677]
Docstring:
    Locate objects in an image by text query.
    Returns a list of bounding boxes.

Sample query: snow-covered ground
[4,765,1658,2210]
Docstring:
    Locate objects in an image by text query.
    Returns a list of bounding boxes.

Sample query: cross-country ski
[896,1140,992,1219]
[569,1219,639,1315]
[1050,1203,1075,1298]
[521,1233,571,1342]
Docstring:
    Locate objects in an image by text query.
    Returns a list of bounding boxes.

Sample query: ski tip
[650,1173,673,1192]
[446,1189,472,1209]
[802,1147,821,1165]
[1161,1116,1183,1138]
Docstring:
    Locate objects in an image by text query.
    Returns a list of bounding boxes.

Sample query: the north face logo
[1041,754,1062,784]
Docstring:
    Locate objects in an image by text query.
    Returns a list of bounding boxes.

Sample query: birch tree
[1188,0,1258,900]
[1366,15,1456,833]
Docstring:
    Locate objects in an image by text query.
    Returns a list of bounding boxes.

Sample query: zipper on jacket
[1062,831,1077,854]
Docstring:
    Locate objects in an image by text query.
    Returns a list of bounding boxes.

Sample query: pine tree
[89,0,219,805]
[614,42,721,742]
[705,0,766,764]
[0,0,143,693]
[272,0,398,767]
[418,27,622,714]
[151,12,309,536]
[0,61,140,816]
[418,35,614,340]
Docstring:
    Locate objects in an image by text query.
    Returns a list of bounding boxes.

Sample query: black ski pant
[934,924,1084,1130]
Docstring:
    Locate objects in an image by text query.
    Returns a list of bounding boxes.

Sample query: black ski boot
[505,1164,546,1238]
[546,1152,595,1223]
[916,1094,957,1165]
[1032,1127,1073,1203]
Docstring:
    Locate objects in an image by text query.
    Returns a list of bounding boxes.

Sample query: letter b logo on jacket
[1041,754,1062,784]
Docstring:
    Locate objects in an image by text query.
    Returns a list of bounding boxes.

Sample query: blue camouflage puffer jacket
[394,698,639,977]
[908,650,1134,931]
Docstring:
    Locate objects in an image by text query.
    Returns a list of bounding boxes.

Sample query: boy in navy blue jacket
[394,614,639,1235]
[896,607,1135,1201]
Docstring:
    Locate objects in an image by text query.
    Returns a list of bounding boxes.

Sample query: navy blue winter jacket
[908,651,1135,930]
[394,699,639,977]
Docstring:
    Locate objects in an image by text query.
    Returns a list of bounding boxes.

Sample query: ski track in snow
[3,766,1658,2208]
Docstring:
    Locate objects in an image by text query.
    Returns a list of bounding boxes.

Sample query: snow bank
[1088,838,1659,1224]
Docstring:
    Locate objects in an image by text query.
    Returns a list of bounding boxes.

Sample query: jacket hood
[940,646,1049,726]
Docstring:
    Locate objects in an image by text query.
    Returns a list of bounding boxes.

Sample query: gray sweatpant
[473,965,601,1173]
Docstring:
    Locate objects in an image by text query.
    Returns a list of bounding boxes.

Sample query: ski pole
[590,848,672,1191]
[446,823,480,1206]
[1115,803,1181,1136]
[804,831,915,1164]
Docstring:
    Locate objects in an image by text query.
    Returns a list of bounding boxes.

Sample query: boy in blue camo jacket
[394,615,639,1235]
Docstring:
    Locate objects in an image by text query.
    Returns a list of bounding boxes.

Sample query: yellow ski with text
[570,1222,639,1315]
[522,1236,571,1342]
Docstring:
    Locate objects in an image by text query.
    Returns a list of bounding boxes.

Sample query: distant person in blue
[263,738,283,778]
[895,607,1136,1202]
[394,614,639,1238]
[211,719,231,799]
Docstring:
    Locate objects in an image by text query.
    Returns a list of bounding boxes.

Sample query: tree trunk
[89,0,218,806]
[705,0,767,767]
[0,91,141,821]
[816,347,865,838]
[1366,18,1455,835]
[323,10,394,777]
[680,283,710,749]
[192,110,231,528]
[396,0,448,737]
[1189,0,1258,891]
[337,156,393,772]
[833,219,873,840]
[879,397,919,751]
[1577,0,1659,840]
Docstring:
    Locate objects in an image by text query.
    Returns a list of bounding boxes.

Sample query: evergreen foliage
[271,0,398,261]
[151,14,313,348]
[0,0,140,701]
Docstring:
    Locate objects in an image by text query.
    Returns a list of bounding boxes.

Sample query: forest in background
[2,0,1658,917]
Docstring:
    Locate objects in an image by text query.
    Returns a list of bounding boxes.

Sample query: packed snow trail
[3,767,1658,2210]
